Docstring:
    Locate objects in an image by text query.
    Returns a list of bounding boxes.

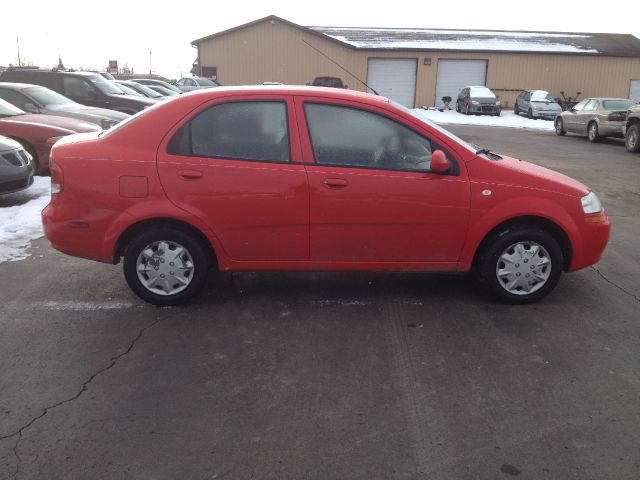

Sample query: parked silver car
[0,135,34,195]
[514,90,562,120]
[455,86,501,116]
[0,83,128,129]
[555,98,634,142]
[175,76,221,92]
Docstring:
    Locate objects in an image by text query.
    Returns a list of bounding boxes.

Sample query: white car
[176,76,221,92]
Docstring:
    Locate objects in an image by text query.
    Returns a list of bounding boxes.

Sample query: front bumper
[531,110,560,120]
[569,213,611,272]
[470,104,501,115]
[0,171,34,195]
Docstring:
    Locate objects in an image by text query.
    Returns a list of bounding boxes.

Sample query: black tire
[625,123,640,153]
[465,103,470,115]
[123,227,210,306]
[555,118,566,136]
[587,121,600,143]
[455,101,460,113]
[514,103,519,115]
[474,225,563,304]
[527,109,533,119]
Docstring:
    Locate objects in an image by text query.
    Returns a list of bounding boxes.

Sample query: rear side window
[168,101,290,163]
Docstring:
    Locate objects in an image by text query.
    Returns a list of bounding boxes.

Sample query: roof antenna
[301,39,379,95]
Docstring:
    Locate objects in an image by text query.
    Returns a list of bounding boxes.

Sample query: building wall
[197,19,640,108]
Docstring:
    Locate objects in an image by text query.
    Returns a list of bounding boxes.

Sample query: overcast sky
[2,0,638,80]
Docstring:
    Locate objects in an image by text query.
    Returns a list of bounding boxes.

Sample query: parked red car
[0,98,100,172]
[42,86,610,305]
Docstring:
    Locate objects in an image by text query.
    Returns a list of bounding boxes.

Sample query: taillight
[50,162,64,194]
[608,111,627,121]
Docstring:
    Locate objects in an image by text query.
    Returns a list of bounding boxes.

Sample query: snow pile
[413,110,556,131]
[0,176,51,263]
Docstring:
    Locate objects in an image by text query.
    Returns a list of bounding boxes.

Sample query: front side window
[63,77,95,98]
[572,99,588,112]
[169,101,290,163]
[304,103,451,173]
[0,89,30,110]
[583,100,598,111]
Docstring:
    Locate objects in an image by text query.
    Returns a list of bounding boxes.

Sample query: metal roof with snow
[191,16,640,57]
[309,25,640,56]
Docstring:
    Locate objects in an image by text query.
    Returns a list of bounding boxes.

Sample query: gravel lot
[0,126,638,480]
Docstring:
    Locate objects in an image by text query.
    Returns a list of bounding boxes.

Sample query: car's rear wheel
[625,124,640,153]
[123,227,210,306]
[588,122,600,142]
[474,225,563,303]
[555,118,566,136]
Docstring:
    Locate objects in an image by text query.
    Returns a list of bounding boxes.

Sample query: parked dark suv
[0,68,155,114]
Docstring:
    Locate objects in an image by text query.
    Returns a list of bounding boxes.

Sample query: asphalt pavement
[1,124,639,480]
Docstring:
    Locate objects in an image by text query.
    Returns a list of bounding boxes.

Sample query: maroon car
[0,98,100,172]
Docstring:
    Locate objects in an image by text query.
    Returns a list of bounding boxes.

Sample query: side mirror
[430,150,450,173]
[23,103,39,113]
[344,84,349,89]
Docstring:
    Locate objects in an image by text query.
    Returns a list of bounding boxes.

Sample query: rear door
[295,97,470,265]
[157,95,310,262]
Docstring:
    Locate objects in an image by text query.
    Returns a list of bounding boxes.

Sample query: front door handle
[323,178,348,189]
[177,169,203,180]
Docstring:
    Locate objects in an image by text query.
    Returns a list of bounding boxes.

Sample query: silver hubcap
[496,242,551,295]
[589,124,597,139]
[629,129,638,148]
[136,240,194,296]
[556,120,562,132]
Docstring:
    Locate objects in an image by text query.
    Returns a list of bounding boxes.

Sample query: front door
[296,98,470,264]
[157,96,309,262]
[564,99,588,132]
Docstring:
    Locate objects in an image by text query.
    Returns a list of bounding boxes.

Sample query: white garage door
[630,80,640,103]
[367,58,417,108]
[435,60,488,108]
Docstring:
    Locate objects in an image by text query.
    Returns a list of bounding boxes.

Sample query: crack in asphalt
[0,317,166,479]
[591,266,640,303]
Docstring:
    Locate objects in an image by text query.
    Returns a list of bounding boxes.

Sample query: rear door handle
[177,169,203,180]
[323,178,348,189]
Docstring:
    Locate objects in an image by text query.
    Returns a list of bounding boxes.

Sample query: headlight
[471,100,480,105]
[581,192,602,214]
[100,119,118,129]
[45,136,65,145]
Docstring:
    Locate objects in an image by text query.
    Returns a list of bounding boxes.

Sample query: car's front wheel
[555,118,566,136]
[123,227,210,306]
[475,225,563,303]
[588,122,600,142]
[625,123,640,153]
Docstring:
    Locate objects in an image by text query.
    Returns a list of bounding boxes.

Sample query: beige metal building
[192,16,640,108]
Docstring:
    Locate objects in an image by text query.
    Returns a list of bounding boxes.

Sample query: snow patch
[413,109,556,131]
[35,301,137,311]
[0,176,51,263]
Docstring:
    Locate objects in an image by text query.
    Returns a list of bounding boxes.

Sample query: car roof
[180,85,389,103]
[0,82,46,90]
[585,97,632,101]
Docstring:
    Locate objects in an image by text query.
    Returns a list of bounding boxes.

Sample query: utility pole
[149,51,152,77]
[16,36,21,67]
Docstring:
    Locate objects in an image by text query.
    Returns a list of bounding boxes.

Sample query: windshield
[0,98,25,116]
[391,100,476,154]
[25,87,77,107]
[315,78,343,88]
[195,77,219,87]
[531,91,556,102]
[128,82,162,98]
[114,83,143,96]
[88,75,123,95]
[469,87,495,98]
[153,86,179,96]
[602,99,634,110]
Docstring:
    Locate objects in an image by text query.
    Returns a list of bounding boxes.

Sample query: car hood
[106,94,157,105]
[3,114,101,133]
[47,104,129,121]
[471,96,498,103]
[474,154,589,197]
[532,101,562,110]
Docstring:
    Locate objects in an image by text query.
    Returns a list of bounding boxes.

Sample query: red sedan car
[0,98,100,172]
[42,86,610,305]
